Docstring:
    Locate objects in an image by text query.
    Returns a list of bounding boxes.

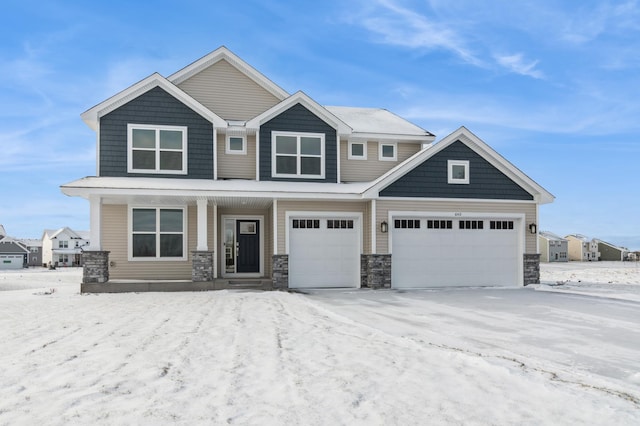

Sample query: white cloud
[494,53,544,79]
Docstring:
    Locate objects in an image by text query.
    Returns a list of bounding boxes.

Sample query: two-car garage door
[288,216,360,289]
[391,216,522,288]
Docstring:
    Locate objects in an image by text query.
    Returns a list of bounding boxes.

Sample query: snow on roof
[20,239,42,247]
[566,234,591,242]
[539,231,567,241]
[324,106,434,141]
[0,224,6,237]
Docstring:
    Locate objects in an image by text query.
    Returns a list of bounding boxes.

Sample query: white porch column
[196,199,208,251]
[213,204,218,277]
[87,195,102,251]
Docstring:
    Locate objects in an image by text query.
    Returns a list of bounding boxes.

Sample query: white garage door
[0,255,24,269]
[289,217,360,288]
[392,217,521,288]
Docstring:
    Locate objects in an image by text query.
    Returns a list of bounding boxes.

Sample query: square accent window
[348,141,367,160]
[379,143,397,161]
[272,132,325,179]
[130,207,186,260]
[128,124,187,174]
[226,135,246,155]
[448,160,469,184]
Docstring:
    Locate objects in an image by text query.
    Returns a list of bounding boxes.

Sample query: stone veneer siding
[191,251,214,282]
[272,255,289,290]
[523,253,540,285]
[361,254,392,289]
[82,251,110,284]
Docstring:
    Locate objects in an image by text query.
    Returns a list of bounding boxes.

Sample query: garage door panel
[289,217,360,289]
[392,217,520,288]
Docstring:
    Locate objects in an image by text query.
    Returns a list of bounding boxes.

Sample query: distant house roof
[594,239,628,252]
[0,237,29,254]
[0,224,6,238]
[43,227,89,241]
[20,239,43,247]
[539,231,567,241]
[565,234,591,242]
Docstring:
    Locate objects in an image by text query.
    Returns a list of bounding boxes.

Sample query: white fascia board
[168,46,289,100]
[246,91,352,136]
[351,132,436,143]
[80,73,227,131]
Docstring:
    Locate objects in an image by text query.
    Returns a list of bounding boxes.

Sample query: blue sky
[1,0,639,249]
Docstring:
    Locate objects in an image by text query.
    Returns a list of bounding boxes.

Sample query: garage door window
[328,219,354,229]
[395,219,422,229]
[292,219,320,229]
[490,220,514,230]
[459,220,484,230]
[426,220,451,229]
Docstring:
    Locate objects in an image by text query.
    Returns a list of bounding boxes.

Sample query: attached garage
[0,255,25,270]
[288,215,361,288]
[391,215,523,288]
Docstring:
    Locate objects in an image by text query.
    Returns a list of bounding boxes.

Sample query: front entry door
[236,220,259,273]
[223,218,261,275]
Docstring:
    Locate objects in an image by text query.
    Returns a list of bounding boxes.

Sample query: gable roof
[594,239,628,251]
[539,231,567,241]
[246,91,352,135]
[0,237,29,253]
[81,73,227,131]
[42,227,87,241]
[363,126,555,204]
[168,46,289,101]
[325,106,435,142]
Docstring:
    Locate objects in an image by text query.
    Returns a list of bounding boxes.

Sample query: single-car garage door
[392,216,521,288]
[289,216,360,288]
[0,255,24,270]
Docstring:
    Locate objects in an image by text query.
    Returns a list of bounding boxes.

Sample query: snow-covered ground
[0,263,638,425]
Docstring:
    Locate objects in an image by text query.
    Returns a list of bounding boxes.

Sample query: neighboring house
[565,234,599,261]
[595,239,628,261]
[538,231,568,262]
[20,239,43,267]
[61,47,554,292]
[42,227,90,267]
[0,224,6,239]
[0,235,29,269]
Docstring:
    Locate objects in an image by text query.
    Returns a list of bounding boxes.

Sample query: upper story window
[226,135,246,155]
[130,207,186,260]
[272,131,325,179]
[379,142,397,161]
[128,124,188,174]
[59,241,68,249]
[348,140,367,160]
[448,160,469,184]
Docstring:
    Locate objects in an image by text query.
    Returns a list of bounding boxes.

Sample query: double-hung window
[272,131,325,179]
[130,207,186,260]
[128,124,188,174]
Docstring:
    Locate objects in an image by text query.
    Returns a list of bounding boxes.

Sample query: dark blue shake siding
[99,86,214,179]
[259,103,338,182]
[380,140,533,200]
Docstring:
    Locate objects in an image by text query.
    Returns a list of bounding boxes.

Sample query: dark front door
[236,220,260,273]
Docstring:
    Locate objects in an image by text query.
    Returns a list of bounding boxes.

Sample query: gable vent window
[292,219,320,229]
[425,220,451,229]
[448,160,469,184]
[490,220,514,230]
[273,131,325,179]
[128,124,187,174]
[459,220,484,230]
[327,219,354,229]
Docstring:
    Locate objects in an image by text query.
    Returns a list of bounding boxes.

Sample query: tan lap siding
[375,200,538,254]
[102,204,196,280]
[340,141,422,182]
[275,200,370,254]
[216,132,256,179]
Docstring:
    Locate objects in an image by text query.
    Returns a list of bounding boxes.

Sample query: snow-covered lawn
[0,263,639,425]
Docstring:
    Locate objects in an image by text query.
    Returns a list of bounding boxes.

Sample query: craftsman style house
[61,47,554,292]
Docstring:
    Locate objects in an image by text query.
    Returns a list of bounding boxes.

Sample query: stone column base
[361,254,392,289]
[82,251,110,284]
[192,251,214,282]
[524,253,541,285]
[272,255,289,290]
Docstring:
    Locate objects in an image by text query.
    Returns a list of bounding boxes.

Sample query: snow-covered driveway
[1,268,639,425]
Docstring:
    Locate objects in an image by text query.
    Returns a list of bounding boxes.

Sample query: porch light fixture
[381,221,388,233]
[529,223,537,234]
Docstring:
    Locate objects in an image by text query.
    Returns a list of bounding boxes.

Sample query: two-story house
[538,231,568,262]
[565,234,599,261]
[42,227,90,267]
[61,47,554,292]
